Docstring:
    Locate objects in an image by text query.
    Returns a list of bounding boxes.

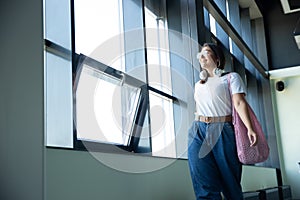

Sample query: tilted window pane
[75,65,141,145]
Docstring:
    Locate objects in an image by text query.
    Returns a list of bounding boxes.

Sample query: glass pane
[137,110,151,150]
[45,52,73,148]
[226,0,230,21]
[149,91,176,158]
[229,37,233,53]
[74,0,124,70]
[144,3,172,95]
[44,0,71,49]
[75,65,141,146]
[209,13,217,36]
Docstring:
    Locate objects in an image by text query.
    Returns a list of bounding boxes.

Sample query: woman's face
[198,46,217,69]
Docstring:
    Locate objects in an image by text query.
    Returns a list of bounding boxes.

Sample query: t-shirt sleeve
[230,72,246,95]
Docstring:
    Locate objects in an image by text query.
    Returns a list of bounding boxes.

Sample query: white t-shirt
[194,72,246,117]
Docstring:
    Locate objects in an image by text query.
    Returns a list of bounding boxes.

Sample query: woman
[188,43,257,200]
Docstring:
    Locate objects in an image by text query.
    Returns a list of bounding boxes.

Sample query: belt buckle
[205,117,211,123]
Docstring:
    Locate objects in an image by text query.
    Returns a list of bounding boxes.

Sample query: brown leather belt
[195,115,232,123]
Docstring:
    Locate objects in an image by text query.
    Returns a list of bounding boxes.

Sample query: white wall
[270,67,300,199]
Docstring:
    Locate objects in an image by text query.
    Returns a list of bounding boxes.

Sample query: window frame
[70,0,179,155]
[45,38,178,154]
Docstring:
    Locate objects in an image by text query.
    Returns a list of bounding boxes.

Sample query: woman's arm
[232,93,258,146]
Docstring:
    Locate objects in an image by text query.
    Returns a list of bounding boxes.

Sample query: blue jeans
[188,121,243,200]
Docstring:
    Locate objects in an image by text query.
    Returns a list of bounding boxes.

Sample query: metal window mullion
[203,0,268,79]
[142,0,153,153]
[214,0,229,48]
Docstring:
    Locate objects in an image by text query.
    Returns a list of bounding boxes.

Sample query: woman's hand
[247,129,258,146]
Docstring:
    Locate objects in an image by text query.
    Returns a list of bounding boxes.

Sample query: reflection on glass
[75,65,141,145]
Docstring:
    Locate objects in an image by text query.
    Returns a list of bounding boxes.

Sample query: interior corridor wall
[270,71,300,199]
[46,148,195,200]
[0,1,44,200]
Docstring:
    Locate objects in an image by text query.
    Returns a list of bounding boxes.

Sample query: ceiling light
[280,0,300,14]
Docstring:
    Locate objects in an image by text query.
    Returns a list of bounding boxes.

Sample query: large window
[44,0,188,158]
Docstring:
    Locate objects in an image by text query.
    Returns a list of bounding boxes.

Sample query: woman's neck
[203,67,217,77]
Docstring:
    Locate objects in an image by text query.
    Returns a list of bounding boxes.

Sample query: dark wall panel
[264,0,300,69]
